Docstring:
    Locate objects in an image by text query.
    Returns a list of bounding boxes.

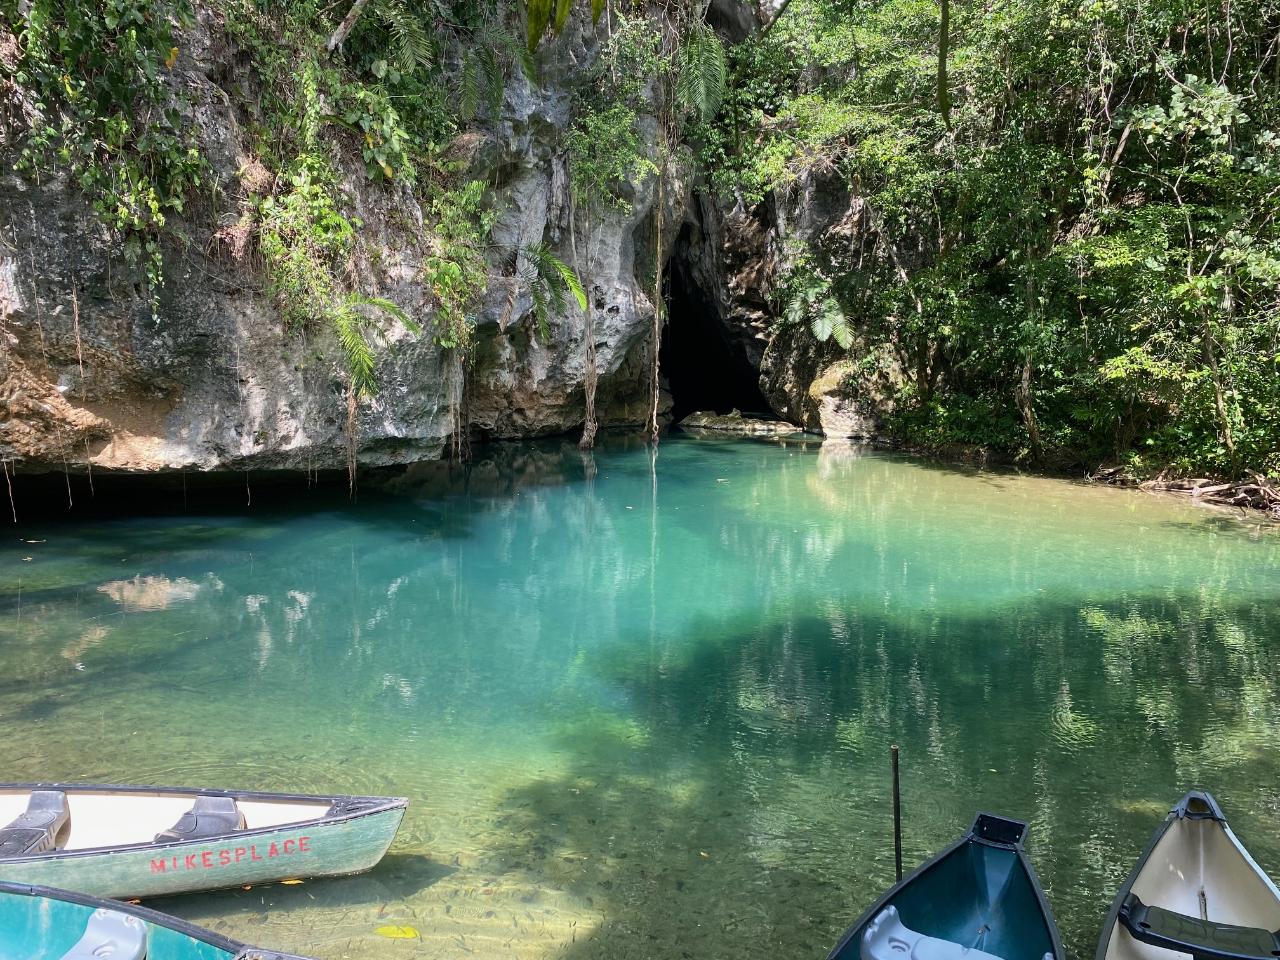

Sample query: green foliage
[2,0,205,292]
[257,159,355,328]
[337,83,415,181]
[778,251,852,349]
[525,0,603,51]
[675,20,726,123]
[523,242,587,341]
[336,294,422,399]
[711,0,1280,476]
[423,180,495,350]
[565,13,664,210]
[368,0,434,73]
[567,103,657,210]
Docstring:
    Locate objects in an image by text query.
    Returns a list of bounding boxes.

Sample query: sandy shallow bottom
[3,437,1279,958]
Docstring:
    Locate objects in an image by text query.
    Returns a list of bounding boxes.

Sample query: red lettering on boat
[219,849,231,866]
[184,854,197,870]
[202,851,214,868]
[250,845,262,861]
[268,842,280,858]
[150,859,167,874]
[283,839,295,854]
[298,836,311,852]
[234,847,246,862]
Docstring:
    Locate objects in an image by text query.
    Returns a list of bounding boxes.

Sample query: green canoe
[0,783,407,899]
[0,879,310,959]
[828,812,1065,960]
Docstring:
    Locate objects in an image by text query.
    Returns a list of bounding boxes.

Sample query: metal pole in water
[891,744,903,883]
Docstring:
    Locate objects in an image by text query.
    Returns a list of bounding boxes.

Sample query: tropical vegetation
[2,0,1277,478]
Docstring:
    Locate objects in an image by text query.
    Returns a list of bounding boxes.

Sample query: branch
[759,0,794,38]
[327,0,372,54]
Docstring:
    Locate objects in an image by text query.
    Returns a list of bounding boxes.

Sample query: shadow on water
[486,590,1280,960]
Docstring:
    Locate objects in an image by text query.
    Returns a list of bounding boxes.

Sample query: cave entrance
[661,227,769,423]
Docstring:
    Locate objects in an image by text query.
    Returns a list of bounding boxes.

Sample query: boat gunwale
[826,813,1065,960]
[0,782,408,864]
[0,878,312,959]
[1093,789,1280,960]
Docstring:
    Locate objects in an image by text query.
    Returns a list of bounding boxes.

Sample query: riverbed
[2,436,1278,958]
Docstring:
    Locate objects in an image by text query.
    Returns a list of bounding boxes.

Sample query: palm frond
[522,242,586,342]
[676,21,727,121]
[373,0,434,73]
[334,305,379,399]
[809,295,853,348]
[335,293,421,399]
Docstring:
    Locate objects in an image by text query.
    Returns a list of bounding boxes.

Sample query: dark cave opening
[661,228,770,424]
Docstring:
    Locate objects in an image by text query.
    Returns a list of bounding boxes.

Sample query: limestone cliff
[0,6,679,476]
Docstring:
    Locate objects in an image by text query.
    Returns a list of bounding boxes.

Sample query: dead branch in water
[1140,473,1280,519]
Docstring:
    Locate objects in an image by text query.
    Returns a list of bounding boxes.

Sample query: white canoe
[0,782,407,899]
[1096,790,1280,960]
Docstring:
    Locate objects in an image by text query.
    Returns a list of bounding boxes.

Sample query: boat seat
[862,906,1012,960]
[154,794,245,843]
[59,907,147,960]
[1120,893,1280,960]
[0,790,70,857]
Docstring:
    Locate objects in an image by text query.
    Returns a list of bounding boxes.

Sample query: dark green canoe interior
[0,886,233,960]
[834,840,1056,960]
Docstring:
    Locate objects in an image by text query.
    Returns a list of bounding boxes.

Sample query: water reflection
[0,436,1276,958]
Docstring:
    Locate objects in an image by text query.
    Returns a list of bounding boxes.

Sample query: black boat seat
[59,907,147,960]
[861,907,1011,960]
[0,790,70,857]
[1120,893,1280,960]
[154,794,245,843]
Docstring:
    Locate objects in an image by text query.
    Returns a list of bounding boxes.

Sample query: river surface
[2,435,1279,959]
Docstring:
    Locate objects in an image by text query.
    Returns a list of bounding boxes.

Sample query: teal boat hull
[0,879,309,959]
[829,813,1065,960]
[0,784,407,900]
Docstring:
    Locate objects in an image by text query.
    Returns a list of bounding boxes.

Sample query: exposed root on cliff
[3,458,14,522]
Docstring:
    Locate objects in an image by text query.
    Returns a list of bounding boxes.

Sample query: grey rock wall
[0,8,679,476]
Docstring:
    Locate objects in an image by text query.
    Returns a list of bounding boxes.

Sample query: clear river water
[2,435,1279,959]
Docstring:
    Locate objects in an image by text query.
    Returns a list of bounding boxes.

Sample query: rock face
[0,10,676,476]
[678,163,898,440]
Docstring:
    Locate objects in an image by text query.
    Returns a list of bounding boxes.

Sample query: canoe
[0,878,310,959]
[0,783,407,899]
[1096,790,1280,960]
[829,812,1065,960]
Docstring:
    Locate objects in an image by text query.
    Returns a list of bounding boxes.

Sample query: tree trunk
[1015,353,1043,464]
[1201,319,1237,467]
[936,0,951,129]
[327,0,371,53]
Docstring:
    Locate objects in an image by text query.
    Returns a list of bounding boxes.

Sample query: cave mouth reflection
[662,229,770,422]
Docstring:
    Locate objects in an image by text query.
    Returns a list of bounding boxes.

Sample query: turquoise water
[2,435,1279,959]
